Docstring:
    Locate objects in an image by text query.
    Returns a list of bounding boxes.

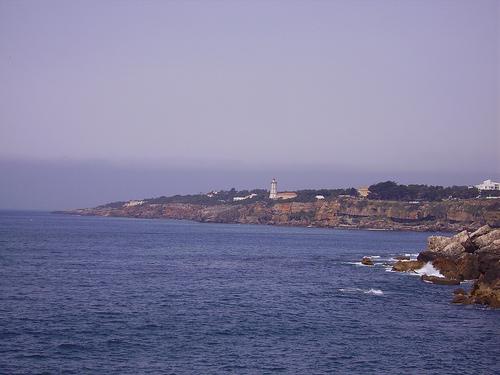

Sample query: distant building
[233,193,258,201]
[269,178,278,199]
[475,179,500,191]
[124,200,144,207]
[269,178,297,200]
[357,186,370,198]
[315,195,325,200]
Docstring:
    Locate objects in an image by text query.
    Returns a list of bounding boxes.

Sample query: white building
[124,200,144,207]
[315,195,325,200]
[233,193,258,201]
[269,178,297,200]
[475,179,500,191]
[269,178,278,199]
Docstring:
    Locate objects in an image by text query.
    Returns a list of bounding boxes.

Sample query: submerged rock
[452,288,469,304]
[361,257,374,266]
[421,275,460,285]
[394,255,411,261]
[392,260,424,272]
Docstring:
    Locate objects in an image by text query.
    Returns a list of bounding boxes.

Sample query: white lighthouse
[269,178,278,199]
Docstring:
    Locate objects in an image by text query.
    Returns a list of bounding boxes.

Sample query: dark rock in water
[451,288,471,305]
[392,260,424,272]
[421,275,460,285]
[466,276,500,308]
[452,293,469,304]
[361,257,374,266]
[394,255,410,261]
[417,251,439,263]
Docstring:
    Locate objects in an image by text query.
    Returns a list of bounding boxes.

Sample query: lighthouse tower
[269,178,278,199]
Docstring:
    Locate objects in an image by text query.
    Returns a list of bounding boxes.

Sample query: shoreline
[55,196,500,233]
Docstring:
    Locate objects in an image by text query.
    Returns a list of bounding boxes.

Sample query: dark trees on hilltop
[367,181,479,201]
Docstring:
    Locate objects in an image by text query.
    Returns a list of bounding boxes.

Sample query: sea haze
[1,211,499,374]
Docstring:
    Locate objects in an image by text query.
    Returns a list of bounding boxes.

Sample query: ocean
[0,211,499,374]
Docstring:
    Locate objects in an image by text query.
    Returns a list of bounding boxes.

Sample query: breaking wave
[415,262,444,278]
[339,288,384,296]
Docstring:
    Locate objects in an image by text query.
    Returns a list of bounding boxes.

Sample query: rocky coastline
[60,197,500,232]
[363,225,500,308]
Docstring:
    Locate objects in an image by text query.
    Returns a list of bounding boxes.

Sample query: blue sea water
[0,211,499,374]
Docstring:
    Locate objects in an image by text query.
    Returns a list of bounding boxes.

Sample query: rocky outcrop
[421,275,460,285]
[391,260,424,272]
[361,257,374,266]
[62,197,500,233]
[393,255,410,261]
[416,225,500,308]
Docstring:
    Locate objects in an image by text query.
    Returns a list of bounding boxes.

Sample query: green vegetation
[367,181,479,201]
[143,189,268,206]
[99,181,494,209]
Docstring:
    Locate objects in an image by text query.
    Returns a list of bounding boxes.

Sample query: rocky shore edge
[59,197,500,233]
[363,225,500,308]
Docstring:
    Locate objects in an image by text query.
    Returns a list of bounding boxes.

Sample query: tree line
[367,181,480,201]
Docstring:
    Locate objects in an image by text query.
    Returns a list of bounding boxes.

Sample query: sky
[0,0,499,210]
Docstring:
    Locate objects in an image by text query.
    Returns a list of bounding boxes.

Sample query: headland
[59,181,500,232]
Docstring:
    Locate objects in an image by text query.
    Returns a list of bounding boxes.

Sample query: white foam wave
[365,288,384,295]
[414,262,444,278]
[338,288,384,296]
[344,262,369,267]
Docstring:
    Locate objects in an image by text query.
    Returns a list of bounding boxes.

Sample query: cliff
[64,197,500,232]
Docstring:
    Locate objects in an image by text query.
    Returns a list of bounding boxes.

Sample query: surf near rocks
[405,225,500,308]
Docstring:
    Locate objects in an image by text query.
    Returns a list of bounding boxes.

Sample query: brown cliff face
[66,197,499,233]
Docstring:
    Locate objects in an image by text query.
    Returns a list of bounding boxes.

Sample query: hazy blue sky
[1,0,499,209]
